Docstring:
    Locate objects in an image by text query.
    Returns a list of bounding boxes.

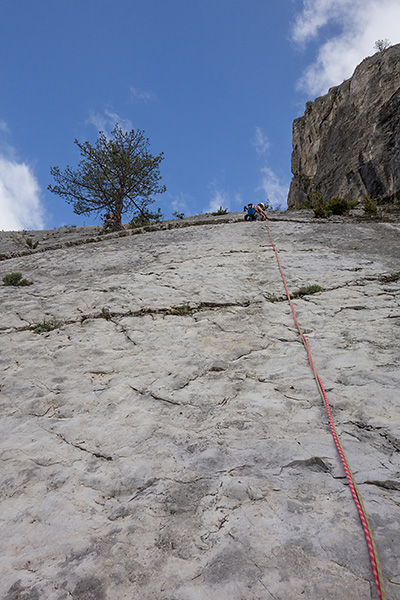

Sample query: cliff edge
[288,43,400,208]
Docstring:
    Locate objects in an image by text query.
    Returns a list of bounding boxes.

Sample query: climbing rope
[265,218,386,600]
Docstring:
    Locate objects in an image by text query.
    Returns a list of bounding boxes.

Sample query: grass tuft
[291,284,324,298]
[33,319,62,334]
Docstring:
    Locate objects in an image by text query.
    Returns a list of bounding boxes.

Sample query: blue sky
[1,0,399,230]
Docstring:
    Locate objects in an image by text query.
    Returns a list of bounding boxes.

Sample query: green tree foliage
[48,125,166,229]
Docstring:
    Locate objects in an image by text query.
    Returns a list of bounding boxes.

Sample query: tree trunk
[113,194,124,229]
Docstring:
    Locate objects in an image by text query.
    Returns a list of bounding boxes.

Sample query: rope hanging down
[265,218,386,600]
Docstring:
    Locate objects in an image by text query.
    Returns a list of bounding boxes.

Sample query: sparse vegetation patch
[266,293,285,303]
[2,272,33,286]
[10,233,39,250]
[211,206,228,216]
[292,284,324,298]
[33,319,63,334]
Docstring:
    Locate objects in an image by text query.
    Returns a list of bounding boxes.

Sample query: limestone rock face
[0,214,399,599]
[288,43,400,208]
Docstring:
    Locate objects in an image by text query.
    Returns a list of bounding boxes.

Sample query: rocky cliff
[288,43,400,208]
[0,214,399,599]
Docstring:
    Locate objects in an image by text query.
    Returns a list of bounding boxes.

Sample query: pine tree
[49,124,166,229]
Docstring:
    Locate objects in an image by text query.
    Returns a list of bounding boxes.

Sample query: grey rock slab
[0,216,399,599]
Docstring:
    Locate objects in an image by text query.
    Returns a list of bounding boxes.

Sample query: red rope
[265,218,386,600]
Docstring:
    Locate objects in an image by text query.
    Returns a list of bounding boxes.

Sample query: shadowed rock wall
[0,214,399,599]
[288,43,400,208]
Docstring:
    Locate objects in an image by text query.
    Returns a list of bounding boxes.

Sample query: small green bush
[313,197,353,218]
[310,191,324,207]
[2,272,33,286]
[314,203,331,218]
[311,192,329,218]
[328,197,351,215]
[363,195,378,215]
[211,206,228,216]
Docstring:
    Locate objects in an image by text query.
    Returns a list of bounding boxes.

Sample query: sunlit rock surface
[0,213,399,599]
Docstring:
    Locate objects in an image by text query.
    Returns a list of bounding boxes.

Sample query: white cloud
[257,167,289,210]
[292,0,360,45]
[252,128,289,210]
[253,126,270,157]
[292,0,400,96]
[0,157,45,231]
[204,180,242,214]
[130,86,157,103]
[86,110,133,135]
[205,188,230,214]
[170,192,190,216]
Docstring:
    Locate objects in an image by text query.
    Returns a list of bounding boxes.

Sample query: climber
[103,212,117,231]
[244,203,259,221]
[254,203,267,220]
